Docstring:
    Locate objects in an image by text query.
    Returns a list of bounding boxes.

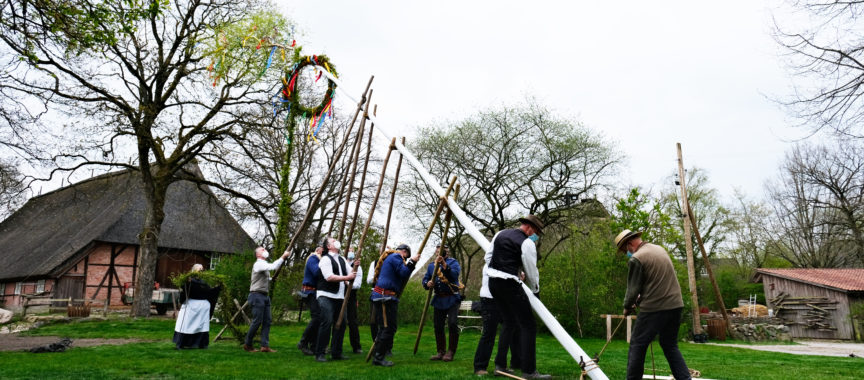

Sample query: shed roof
[0,167,256,281]
[755,268,864,292]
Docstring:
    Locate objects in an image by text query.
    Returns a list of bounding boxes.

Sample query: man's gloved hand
[624,307,635,316]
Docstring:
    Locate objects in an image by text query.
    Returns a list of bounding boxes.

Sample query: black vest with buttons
[316,253,348,294]
[489,228,528,276]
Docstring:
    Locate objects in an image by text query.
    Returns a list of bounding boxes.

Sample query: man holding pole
[346,247,364,354]
[487,215,551,379]
[615,229,691,380]
[244,246,290,353]
[314,237,356,362]
[297,245,323,356]
[421,244,462,362]
[370,243,419,367]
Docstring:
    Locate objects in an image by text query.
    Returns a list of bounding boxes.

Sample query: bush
[540,222,628,338]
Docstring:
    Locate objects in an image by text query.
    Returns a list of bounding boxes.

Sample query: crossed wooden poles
[363,176,459,362]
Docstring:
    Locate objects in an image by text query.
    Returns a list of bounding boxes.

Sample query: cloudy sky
[280,0,807,202]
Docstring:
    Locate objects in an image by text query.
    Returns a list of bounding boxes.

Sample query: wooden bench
[600,314,637,342]
[457,300,482,332]
[22,296,109,317]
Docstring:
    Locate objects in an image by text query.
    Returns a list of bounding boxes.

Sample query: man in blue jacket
[370,243,420,367]
[422,244,462,362]
[296,245,323,355]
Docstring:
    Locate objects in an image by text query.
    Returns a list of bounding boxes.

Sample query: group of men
[240,214,692,380]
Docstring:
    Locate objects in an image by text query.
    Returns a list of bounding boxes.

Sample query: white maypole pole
[317,69,609,380]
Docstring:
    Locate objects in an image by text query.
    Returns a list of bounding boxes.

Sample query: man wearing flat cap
[486,215,550,379]
[615,229,691,380]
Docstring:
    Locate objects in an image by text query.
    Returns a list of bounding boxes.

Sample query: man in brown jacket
[615,229,691,380]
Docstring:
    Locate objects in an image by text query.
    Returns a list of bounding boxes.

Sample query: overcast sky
[280,0,806,204]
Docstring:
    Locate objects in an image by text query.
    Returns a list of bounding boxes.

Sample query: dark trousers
[433,302,460,353]
[299,292,321,350]
[316,296,347,357]
[626,308,691,380]
[372,299,398,360]
[489,278,536,374]
[347,289,361,350]
[370,302,379,342]
[244,292,272,347]
[473,297,521,371]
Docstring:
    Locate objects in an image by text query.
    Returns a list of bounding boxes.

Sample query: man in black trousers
[615,229,691,380]
[487,215,550,379]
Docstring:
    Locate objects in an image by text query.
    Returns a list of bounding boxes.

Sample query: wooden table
[600,314,637,342]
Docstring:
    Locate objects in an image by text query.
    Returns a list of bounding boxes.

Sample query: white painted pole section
[317,69,608,380]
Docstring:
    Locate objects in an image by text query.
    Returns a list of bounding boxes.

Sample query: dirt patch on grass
[0,334,147,352]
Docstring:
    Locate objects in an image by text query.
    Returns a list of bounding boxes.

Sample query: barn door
[53,276,85,307]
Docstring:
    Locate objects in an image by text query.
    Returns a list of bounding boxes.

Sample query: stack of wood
[770,292,837,330]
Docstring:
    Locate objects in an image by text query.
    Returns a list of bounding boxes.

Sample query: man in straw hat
[614,229,691,380]
[486,215,551,379]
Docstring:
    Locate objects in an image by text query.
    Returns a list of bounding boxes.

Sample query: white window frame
[209,253,222,270]
[14,282,22,295]
[36,279,46,293]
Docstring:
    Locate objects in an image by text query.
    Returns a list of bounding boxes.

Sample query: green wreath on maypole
[272,52,338,255]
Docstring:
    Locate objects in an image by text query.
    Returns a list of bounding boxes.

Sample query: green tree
[402,99,621,282]
[0,0,300,316]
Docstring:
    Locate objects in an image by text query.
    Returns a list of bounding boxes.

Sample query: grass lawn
[1,319,861,379]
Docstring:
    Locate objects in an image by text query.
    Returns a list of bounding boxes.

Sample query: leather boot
[442,350,454,362]
[434,329,446,356]
[430,351,444,360]
[448,326,459,356]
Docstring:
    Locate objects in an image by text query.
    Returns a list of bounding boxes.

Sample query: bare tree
[774,1,864,137]
[767,143,864,268]
[767,141,864,267]
[726,190,775,274]
[0,0,300,316]
[401,99,621,282]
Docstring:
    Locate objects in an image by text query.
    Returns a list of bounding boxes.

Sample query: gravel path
[707,341,864,358]
[0,334,146,352]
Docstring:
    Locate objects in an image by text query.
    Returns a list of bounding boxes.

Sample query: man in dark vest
[244,246,291,353]
[297,246,323,355]
[370,243,420,367]
[487,215,550,379]
[314,237,356,362]
[422,244,462,361]
[615,229,691,380]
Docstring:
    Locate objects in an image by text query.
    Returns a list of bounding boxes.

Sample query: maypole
[316,69,609,380]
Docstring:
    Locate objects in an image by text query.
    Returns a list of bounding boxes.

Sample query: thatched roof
[0,167,255,281]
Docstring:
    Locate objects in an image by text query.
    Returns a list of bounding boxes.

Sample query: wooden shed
[754,268,864,340]
[0,167,255,312]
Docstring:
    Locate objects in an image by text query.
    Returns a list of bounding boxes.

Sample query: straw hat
[614,229,642,252]
[518,214,545,235]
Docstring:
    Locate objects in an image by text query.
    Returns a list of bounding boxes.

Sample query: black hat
[519,214,545,235]
[395,244,411,255]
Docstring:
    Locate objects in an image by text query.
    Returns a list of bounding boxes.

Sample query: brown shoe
[442,351,454,362]
[260,347,277,353]
[475,370,488,376]
[430,351,444,360]
[243,344,258,352]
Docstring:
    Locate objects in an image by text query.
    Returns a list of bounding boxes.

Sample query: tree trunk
[131,174,169,317]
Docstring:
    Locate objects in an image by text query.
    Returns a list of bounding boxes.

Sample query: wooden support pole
[414,182,460,355]
[334,134,394,330]
[234,298,251,324]
[379,137,406,253]
[270,76,374,286]
[213,300,249,342]
[686,199,731,332]
[337,91,372,241]
[676,142,703,335]
[345,104,377,247]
